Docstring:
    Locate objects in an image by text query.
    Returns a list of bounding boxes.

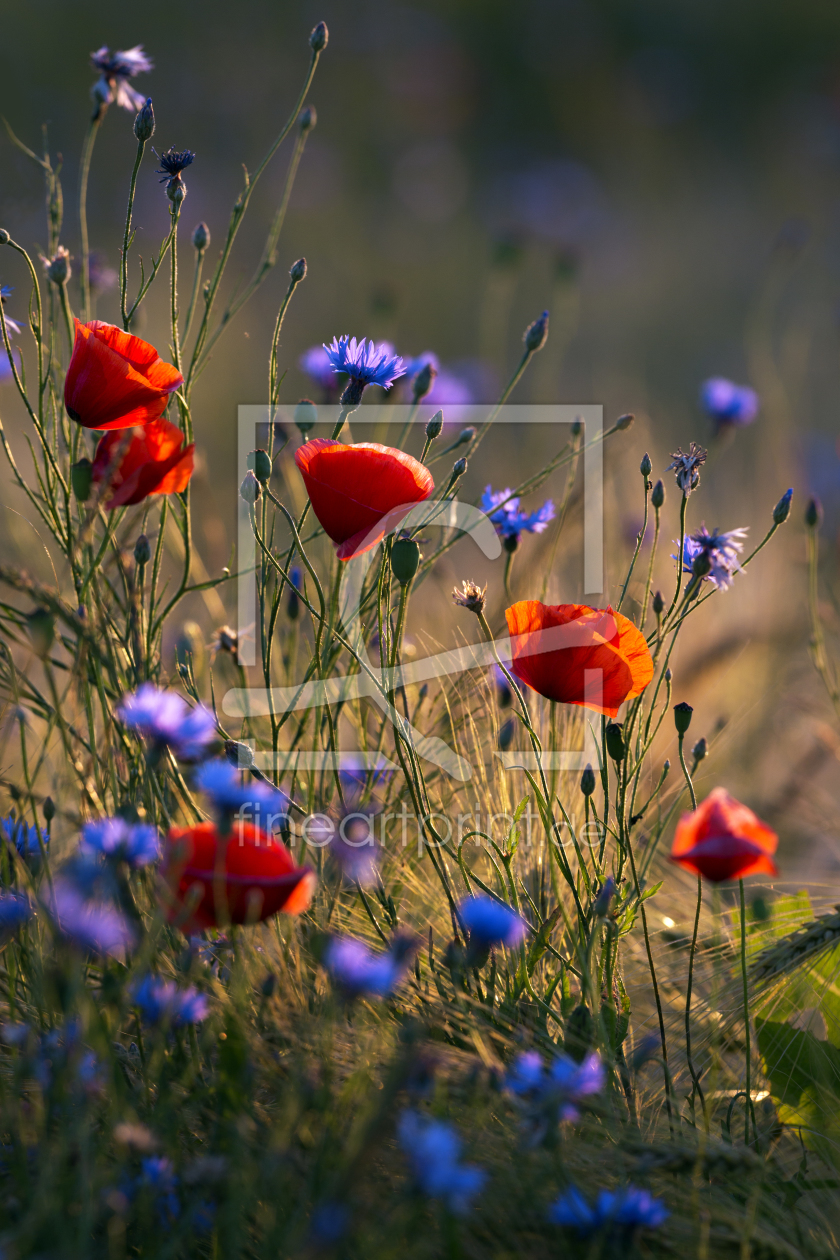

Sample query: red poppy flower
[91,418,194,508]
[670,788,778,883]
[64,319,183,430]
[504,600,654,717]
[294,439,434,560]
[161,821,316,931]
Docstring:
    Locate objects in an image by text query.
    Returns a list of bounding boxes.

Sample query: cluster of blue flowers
[80,818,160,868]
[324,936,411,998]
[506,1048,605,1122]
[133,975,209,1026]
[397,1110,486,1215]
[117,683,216,761]
[459,893,527,948]
[549,1183,668,1235]
[0,812,48,857]
[195,758,288,821]
[480,485,555,548]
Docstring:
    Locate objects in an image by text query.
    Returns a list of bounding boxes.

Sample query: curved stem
[78,114,102,322]
[120,138,145,329]
[739,877,755,1146]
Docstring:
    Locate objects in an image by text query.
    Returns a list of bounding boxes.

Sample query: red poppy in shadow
[162,821,316,931]
[670,788,778,882]
[64,319,183,430]
[505,600,654,717]
[91,418,194,508]
[294,439,434,559]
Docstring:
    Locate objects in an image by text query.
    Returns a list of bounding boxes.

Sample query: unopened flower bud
[673,701,693,735]
[167,180,187,206]
[616,413,635,431]
[664,667,672,683]
[503,533,519,554]
[640,452,652,478]
[249,448,273,484]
[240,470,261,505]
[299,106,317,132]
[412,360,437,402]
[571,418,583,437]
[772,488,793,525]
[0,230,9,246]
[524,309,549,352]
[294,399,317,435]
[580,764,596,796]
[691,737,707,763]
[71,458,93,502]
[26,607,55,658]
[390,537,421,586]
[425,410,443,441]
[43,796,55,824]
[652,589,664,616]
[192,221,210,252]
[651,479,665,509]
[593,876,616,918]
[134,534,151,565]
[452,457,468,479]
[225,739,254,769]
[805,496,823,530]
[134,98,155,142]
[498,717,515,751]
[663,758,671,774]
[290,257,307,284]
[42,246,71,286]
[261,972,277,998]
[309,20,328,52]
[692,550,711,577]
[605,721,625,763]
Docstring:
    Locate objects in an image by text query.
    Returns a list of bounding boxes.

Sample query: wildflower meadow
[0,12,839,1259]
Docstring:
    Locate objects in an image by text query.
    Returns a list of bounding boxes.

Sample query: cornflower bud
[651,479,665,509]
[652,590,664,616]
[640,452,652,478]
[42,246,71,286]
[664,668,672,683]
[290,258,307,284]
[580,764,596,796]
[425,410,443,441]
[452,457,468,479]
[772,488,793,525]
[0,230,10,246]
[412,360,437,402]
[310,21,328,52]
[805,496,822,530]
[43,796,55,824]
[299,105,317,132]
[240,471,261,505]
[673,701,693,735]
[616,413,635,431]
[192,222,210,252]
[294,399,317,435]
[134,534,151,565]
[134,98,155,142]
[524,309,549,352]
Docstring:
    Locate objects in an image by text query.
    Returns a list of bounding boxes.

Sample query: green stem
[739,877,754,1146]
[78,114,102,322]
[120,138,145,329]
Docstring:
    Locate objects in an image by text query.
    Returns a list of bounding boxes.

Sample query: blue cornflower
[701,377,759,428]
[398,1111,486,1215]
[90,45,153,113]
[0,813,48,857]
[506,1049,605,1121]
[324,936,410,998]
[675,525,748,591]
[194,759,288,823]
[133,975,209,1026]
[0,286,22,339]
[480,486,555,548]
[550,1184,668,1235]
[0,892,32,937]
[47,881,135,955]
[459,894,527,948]
[138,1156,180,1224]
[154,147,195,185]
[323,336,405,404]
[80,818,160,868]
[548,1185,596,1232]
[300,346,338,393]
[117,684,216,761]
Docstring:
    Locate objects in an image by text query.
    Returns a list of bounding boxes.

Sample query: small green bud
[70,457,93,502]
[134,534,151,565]
[412,361,437,401]
[390,537,421,586]
[249,448,273,484]
[43,796,55,824]
[290,257,307,284]
[805,496,823,530]
[240,470,261,505]
[134,97,155,142]
[580,764,596,796]
[26,607,55,658]
[673,701,693,735]
[299,105,317,132]
[652,589,664,616]
[524,309,549,352]
[167,180,187,206]
[640,452,652,477]
[615,413,635,431]
[651,479,665,509]
[571,418,583,438]
[663,758,671,774]
[309,20,328,51]
[691,736,707,762]
[503,533,519,554]
[772,488,793,525]
[692,550,711,577]
[294,398,317,435]
[192,221,210,252]
[605,721,625,763]
[425,410,443,441]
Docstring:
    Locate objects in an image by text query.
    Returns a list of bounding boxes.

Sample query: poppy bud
[605,721,625,762]
[580,764,596,796]
[592,876,615,917]
[390,538,421,586]
[249,448,273,484]
[425,410,443,441]
[651,479,665,509]
[412,361,437,402]
[772,488,793,525]
[0,230,9,246]
[71,458,93,502]
[652,589,664,616]
[240,471,261,505]
[43,795,55,824]
[805,496,823,530]
[691,737,707,763]
[673,701,693,734]
[134,98,155,143]
[134,534,151,565]
[294,398,317,435]
[299,105,317,132]
[310,20,329,52]
[499,717,515,751]
[290,258,307,284]
[192,222,210,252]
[452,457,468,479]
[640,452,652,477]
[524,309,549,352]
[665,668,672,683]
[692,550,711,577]
[26,607,55,658]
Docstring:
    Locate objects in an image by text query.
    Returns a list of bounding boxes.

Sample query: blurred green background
[1,0,840,884]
